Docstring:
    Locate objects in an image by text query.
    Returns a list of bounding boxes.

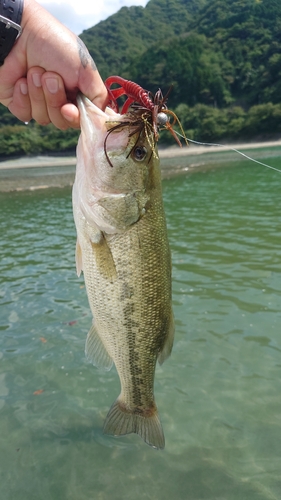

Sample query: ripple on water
[1,166,281,498]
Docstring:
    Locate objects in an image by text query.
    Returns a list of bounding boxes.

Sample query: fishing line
[174,133,281,174]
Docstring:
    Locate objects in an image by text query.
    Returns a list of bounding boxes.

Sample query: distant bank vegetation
[1,0,281,158]
[1,102,281,158]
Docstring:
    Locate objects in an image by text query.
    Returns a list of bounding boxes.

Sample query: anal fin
[85,323,113,371]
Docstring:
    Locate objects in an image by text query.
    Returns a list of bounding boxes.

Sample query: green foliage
[81,0,281,110]
[194,0,281,105]
[162,102,281,144]
[243,103,281,136]
[1,0,281,159]
[80,0,207,79]
[0,125,40,156]
[0,119,79,158]
[128,34,233,108]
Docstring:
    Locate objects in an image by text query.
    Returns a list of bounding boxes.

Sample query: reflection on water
[1,160,281,499]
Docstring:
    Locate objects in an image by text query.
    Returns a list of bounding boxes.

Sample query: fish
[72,94,174,449]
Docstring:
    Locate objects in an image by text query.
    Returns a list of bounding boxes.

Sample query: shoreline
[159,139,281,157]
[0,139,280,192]
[1,139,281,170]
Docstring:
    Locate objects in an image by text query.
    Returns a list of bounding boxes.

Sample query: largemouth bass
[72,95,174,449]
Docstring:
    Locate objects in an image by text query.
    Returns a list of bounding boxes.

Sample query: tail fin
[103,398,165,450]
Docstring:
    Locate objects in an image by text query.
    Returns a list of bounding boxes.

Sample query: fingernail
[64,114,74,123]
[20,83,28,95]
[45,78,59,94]
[32,73,42,88]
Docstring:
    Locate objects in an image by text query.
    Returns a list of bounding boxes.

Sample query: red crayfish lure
[105,75,187,146]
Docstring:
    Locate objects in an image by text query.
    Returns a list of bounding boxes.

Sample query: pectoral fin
[158,310,175,365]
[85,323,113,371]
[91,233,117,282]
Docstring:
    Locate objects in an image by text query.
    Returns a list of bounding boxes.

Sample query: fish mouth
[77,93,158,169]
[77,93,135,152]
[77,93,155,139]
[77,94,119,138]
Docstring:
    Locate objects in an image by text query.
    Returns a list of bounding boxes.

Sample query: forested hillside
[1,0,281,158]
[81,0,207,78]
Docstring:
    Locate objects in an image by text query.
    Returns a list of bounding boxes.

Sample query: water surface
[1,158,281,499]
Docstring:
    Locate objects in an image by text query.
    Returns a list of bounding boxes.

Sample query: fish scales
[73,95,174,449]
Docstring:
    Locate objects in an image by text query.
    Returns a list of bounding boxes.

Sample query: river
[0,155,281,499]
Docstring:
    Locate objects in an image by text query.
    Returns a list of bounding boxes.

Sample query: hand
[0,0,108,129]
[12,66,84,129]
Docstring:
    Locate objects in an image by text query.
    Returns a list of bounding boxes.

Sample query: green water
[1,159,281,499]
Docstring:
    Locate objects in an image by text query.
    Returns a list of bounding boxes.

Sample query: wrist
[21,0,40,30]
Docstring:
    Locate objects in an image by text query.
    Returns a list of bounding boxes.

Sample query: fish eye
[133,145,147,161]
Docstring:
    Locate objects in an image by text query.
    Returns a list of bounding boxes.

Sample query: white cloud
[37,0,149,34]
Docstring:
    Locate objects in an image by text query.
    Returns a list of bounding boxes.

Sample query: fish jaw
[76,94,135,194]
[76,95,127,194]
[77,93,108,150]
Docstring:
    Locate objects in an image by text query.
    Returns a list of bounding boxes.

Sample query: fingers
[8,78,32,123]
[60,103,80,128]
[29,68,81,129]
[79,64,109,112]
[27,67,50,125]
[41,72,75,129]
[9,67,79,129]
[8,65,106,129]
[28,67,71,129]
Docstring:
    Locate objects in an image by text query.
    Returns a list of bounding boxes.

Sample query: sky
[37,0,149,35]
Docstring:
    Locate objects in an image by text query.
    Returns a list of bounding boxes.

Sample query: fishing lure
[105,76,188,146]
[105,76,280,174]
[105,76,155,115]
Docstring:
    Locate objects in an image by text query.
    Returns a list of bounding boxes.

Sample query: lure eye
[133,145,147,161]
